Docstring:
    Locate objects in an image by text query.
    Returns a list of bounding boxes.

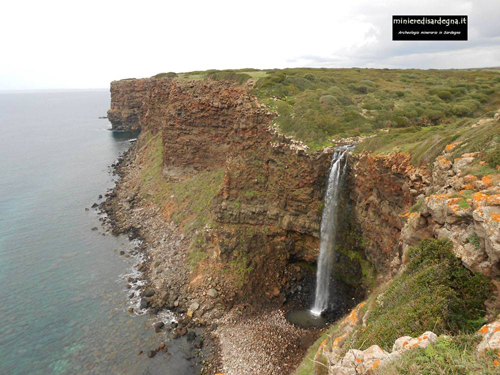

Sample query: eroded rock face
[108,78,357,301]
[350,152,431,275]
[108,79,155,131]
[402,148,500,278]
[351,144,500,279]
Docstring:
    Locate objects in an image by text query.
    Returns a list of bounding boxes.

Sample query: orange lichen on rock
[438,157,452,167]
[482,175,493,188]
[445,142,462,152]
[332,333,347,349]
[371,359,381,370]
[345,302,366,324]
[479,325,490,334]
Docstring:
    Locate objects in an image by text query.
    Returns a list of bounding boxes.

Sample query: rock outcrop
[350,143,500,279]
[313,301,438,375]
[350,152,431,275]
[108,79,153,131]
[477,317,500,368]
[401,147,500,278]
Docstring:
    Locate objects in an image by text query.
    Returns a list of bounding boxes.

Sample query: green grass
[352,239,491,351]
[468,234,481,250]
[357,115,500,167]
[376,334,499,375]
[150,67,499,155]
[134,131,225,270]
[409,197,424,213]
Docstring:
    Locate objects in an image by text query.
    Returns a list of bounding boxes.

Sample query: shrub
[354,239,490,351]
[304,73,316,81]
[487,147,500,168]
[153,72,178,78]
[350,84,368,94]
[451,100,480,116]
[207,71,252,84]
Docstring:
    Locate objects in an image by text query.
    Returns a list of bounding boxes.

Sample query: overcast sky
[1,0,499,90]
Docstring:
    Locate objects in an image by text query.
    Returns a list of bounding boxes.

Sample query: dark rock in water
[179,327,188,336]
[129,293,134,299]
[91,227,98,231]
[98,194,103,199]
[173,330,180,339]
[147,350,156,358]
[91,203,98,208]
[157,343,167,352]
[193,338,204,349]
[186,331,196,341]
[144,288,155,298]
[85,208,89,211]
[140,298,150,310]
[119,251,125,255]
[154,321,165,332]
[128,308,134,314]
[126,284,132,289]
[127,277,136,283]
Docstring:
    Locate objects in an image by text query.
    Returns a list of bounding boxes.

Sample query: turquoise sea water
[0,90,197,375]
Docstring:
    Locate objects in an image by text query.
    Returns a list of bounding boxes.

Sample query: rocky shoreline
[96,144,216,372]
[96,141,327,375]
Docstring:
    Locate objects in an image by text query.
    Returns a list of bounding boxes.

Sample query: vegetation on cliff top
[356,114,500,167]
[161,68,500,152]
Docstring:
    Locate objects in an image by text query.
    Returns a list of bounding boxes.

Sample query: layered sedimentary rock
[108,79,153,131]
[349,152,431,275]
[108,77,350,300]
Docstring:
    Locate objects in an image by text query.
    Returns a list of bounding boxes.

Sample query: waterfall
[311,148,349,316]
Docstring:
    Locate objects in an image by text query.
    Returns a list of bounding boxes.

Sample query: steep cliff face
[108,79,153,131]
[350,139,500,280]
[107,77,370,303]
[349,153,431,275]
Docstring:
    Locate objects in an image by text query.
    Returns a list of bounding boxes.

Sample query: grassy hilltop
[150,68,500,171]
[155,68,499,150]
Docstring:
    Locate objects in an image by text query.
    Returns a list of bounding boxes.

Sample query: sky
[1,0,499,90]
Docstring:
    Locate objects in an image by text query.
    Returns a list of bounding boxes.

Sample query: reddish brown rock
[350,152,431,276]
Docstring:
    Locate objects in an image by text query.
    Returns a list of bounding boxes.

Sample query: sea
[0,90,198,375]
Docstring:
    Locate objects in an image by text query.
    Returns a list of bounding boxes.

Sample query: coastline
[99,138,322,375]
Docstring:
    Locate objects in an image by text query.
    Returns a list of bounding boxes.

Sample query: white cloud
[0,0,498,89]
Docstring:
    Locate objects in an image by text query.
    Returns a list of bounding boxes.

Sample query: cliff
[108,75,499,375]
[107,77,370,307]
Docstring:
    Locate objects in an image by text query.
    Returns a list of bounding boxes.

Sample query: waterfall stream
[311,148,349,316]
